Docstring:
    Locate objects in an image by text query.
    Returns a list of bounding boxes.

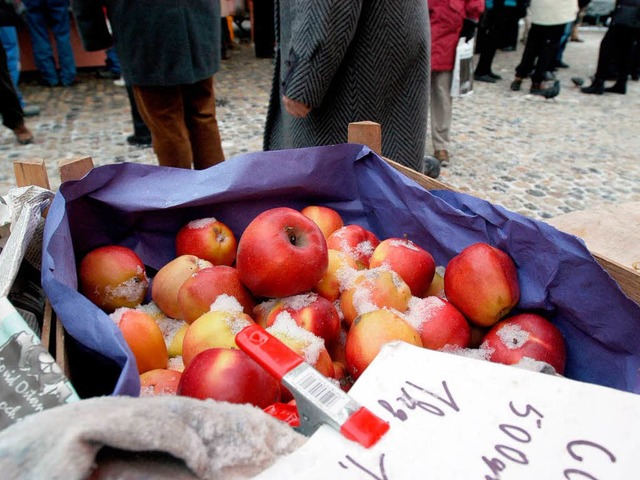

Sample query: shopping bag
[40,145,640,398]
[451,38,475,97]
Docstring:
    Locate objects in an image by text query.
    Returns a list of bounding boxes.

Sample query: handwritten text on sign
[255,342,639,479]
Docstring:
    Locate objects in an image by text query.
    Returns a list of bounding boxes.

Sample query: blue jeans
[105,47,121,75]
[0,26,24,105]
[23,0,76,86]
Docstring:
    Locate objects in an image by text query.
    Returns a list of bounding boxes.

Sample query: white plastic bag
[451,38,475,97]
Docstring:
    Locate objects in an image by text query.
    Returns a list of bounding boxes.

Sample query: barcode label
[290,367,351,415]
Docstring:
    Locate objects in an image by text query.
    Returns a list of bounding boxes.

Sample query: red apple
[236,207,328,298]
[369,237,436,297]
[139,368,182,396]
[175,217,237,266]
[326,224,380,269]
[339,268,412,326]
[345,309,422,380]
[403,296,471,350]
[111,308,168,374]
[314,249,360,302]
[481,313,567,374]
[301,205,344,239]
[181,307,254,367]
[151,254,213,319]
[177,265,255,324]
[78,245,149,313]
[177,348,281,408]
[262,293,341,346]
[444,243,520,327]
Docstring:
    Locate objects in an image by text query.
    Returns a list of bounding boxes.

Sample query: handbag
[450,38,475,97]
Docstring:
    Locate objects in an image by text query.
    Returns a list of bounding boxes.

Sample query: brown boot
[13,124,34,145]
[434,149,450,164]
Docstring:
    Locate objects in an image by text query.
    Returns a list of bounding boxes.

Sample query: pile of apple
[77,205,567,413]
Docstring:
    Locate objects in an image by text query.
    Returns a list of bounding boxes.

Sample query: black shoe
[581,81,605,95]
[510,78,522,91]
[488,72,502,80]
[474,73,497,83]
[555,61,570,69]
[501,46,516,52]
[604,83,626,94]
[530,80,560,99]
[419,156,441,179]
[127,134,152,147]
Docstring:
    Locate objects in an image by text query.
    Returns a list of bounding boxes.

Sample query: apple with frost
[301,205,344,239]
[79,245,149,313]
[339,268,412,326]
[369,237,436,297]
[151,254,213,319]
[177,265,255,323]
[175,217,237,266]
[444,242,520,327]
[181,296,254,367]
[177,348,281,408]
[326,224,380,269]
[481,313,567,374]
[111,308,168,374]
[346,309,422,379]
[140,368,182,396]
[314,249,360,302]
[403,296,471,350]
[236,207,328,298]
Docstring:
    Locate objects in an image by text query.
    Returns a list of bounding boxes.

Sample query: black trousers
[515,23,566,84]
[0,42,24,130]
[475,9,515,75]
[595,24,640,85]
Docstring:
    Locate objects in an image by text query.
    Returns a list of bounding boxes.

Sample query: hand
[283,95,311,118]
[460,18,478,43]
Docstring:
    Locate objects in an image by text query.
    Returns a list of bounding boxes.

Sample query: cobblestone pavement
[1,27,639,221]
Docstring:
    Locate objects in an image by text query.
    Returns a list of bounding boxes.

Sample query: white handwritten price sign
[255,342,640,479]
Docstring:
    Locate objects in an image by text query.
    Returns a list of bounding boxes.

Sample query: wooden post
[13,159,50,189]
[59,156,94,183]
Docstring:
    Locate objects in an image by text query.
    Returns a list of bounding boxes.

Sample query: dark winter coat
[612,0,640,29]
[72,0,220,86]
[430,0,484,71]
[264,0,431,171]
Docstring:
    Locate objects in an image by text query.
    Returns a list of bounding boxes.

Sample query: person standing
[430,0,484,164]
[263,0,440,178]
[509,0,578,97]
[72,0,225,170]
[0,41,33,144]
[581,0,640,95]
[22,0,76,87]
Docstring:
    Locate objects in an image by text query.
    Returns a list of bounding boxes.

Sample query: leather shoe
[433,149,450,164]
[14,124,34,145]
[581,82,604,95]
[530,80,560,99]
[510,78,522,91]
[127,134,152,147]
[604,83,626,94]
[474,73,497,83]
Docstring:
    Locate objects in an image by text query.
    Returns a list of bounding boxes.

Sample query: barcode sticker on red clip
[285,365,353,417]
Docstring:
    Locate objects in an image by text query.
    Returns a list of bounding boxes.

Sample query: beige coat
[529,0,578,25]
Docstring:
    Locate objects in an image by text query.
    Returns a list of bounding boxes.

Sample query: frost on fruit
[496,324,530,349]
[168,356,184,372]
[267,312,324,366]
[443,344,494,361]
[513,357,558,375]
[210,294,244,314]
[187,217,217,229]
[389,238,420,252]
[281,292,317,310]
[104,274,148,303]
[403,296,446,332]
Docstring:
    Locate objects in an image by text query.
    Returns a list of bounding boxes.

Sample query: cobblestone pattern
[1,28,638,221]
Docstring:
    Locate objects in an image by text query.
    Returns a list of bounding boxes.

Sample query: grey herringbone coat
[264,1,431,171]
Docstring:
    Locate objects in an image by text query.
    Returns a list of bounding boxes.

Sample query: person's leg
[530,24,565,85]
[23,0,59,86]
[125,83,151,143]
[606,26,638,93]
[475,11,499,78]
[515,24,543,80]
[133,85,193,169]
[106,48,121,75]
[0,43,32,143]
[0,27,23,105]
[582,26,617,93]
[430,70,452,162]
[183,76,225,170]
[555,21,573,68]
[47,0,76,86]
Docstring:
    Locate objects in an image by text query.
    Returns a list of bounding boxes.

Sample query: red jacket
[429,0,484,71]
